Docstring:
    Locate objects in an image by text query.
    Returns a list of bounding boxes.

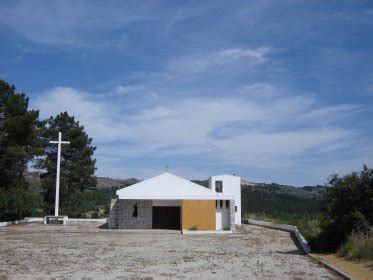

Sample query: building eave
[116,194,235,200]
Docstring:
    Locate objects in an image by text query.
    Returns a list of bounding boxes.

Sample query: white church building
[109,172,241,231]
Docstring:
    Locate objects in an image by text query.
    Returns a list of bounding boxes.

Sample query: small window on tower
[235,206,237,213]
[226,200,230,208]
[215,181,223,193]
[220,200,223,208]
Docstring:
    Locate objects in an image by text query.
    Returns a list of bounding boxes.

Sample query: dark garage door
[152,206,181,230]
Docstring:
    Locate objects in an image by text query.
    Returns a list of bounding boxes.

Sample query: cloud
[112,85,143,95]
[33,87,128,142]
[2,1,371,184]
[169,47,271,73]
[34,87,103,120]
[0,1,163,49]
[237,83,277,98]
[129,106,176,121]
[214,128,352,169]
[31,85,365,183]
[165,9,186,33]
[218,48,270,63]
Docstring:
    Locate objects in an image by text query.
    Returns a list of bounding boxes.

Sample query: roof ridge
[116,171,224,199]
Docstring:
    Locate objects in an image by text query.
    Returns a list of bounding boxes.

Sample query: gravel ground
[0,223,338,279]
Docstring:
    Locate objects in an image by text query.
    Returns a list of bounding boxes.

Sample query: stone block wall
[109,199,152,229]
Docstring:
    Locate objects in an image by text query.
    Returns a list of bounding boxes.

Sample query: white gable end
[116,172,233,200]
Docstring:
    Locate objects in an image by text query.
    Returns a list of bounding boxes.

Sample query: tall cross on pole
[49,132,70,216]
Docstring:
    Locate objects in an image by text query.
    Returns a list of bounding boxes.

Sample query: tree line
[242,165,372,254]
[0,79,96,221]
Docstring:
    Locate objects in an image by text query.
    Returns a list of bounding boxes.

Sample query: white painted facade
[209,174,241,225]
[216,200,230,230]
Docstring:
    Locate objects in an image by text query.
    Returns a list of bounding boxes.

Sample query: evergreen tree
[323,165,372,225]
[0,80,41,221]
[311,165,373,251]
[37,112,96,216]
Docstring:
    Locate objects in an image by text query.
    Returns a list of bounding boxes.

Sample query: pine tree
[0,80,41,221]
[37,112,96,216]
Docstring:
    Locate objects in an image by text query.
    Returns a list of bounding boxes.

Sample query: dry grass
[312,253,373,280]
[339,229,373,261]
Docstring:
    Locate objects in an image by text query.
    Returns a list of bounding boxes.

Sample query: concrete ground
[0,223,338,279]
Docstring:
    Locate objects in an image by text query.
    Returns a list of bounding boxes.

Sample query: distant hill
[95,177,140,189]
[301,185,325,194]
[241,179,262,186]
[241,183,323,217]
[191,180,323,217]
[192,179,263,187]
[25,172,140,190]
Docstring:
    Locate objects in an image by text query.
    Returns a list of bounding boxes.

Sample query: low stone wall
[66,218,107,227]
[109,199,152,229]
[0,217,107,228]
[25,217,44,222]
[243,219,311,253]
[0,217,43,227]
[0,219,27,227]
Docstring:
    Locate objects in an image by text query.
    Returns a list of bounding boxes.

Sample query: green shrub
[189,226,198,231]
[0,187,36,221]
[313,165,373,252]
[312,210,370,252]
[339,228,373,261]
[223,227,230,231]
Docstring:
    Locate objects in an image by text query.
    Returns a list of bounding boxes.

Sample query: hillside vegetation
[242,183,322,217]
[25,173,135,218]
[191,180,322,218]
[239,183,323,241]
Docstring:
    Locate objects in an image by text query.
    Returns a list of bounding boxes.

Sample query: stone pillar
[108,199,118,229]
[230,199,235,231]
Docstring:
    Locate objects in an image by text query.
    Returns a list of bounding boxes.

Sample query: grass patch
[338,229,373,261]
[189,226,198,231]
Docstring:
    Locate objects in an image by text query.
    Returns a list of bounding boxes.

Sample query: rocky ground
[0,223,338,279]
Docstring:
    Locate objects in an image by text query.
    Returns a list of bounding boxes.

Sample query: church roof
[116,172,233,200]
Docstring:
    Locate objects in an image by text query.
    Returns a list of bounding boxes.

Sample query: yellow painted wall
[181,200,216,230]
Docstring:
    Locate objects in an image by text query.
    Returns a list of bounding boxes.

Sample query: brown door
[152,206,181,229]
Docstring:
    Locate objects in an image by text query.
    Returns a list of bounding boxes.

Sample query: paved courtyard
[0,223,338,279]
